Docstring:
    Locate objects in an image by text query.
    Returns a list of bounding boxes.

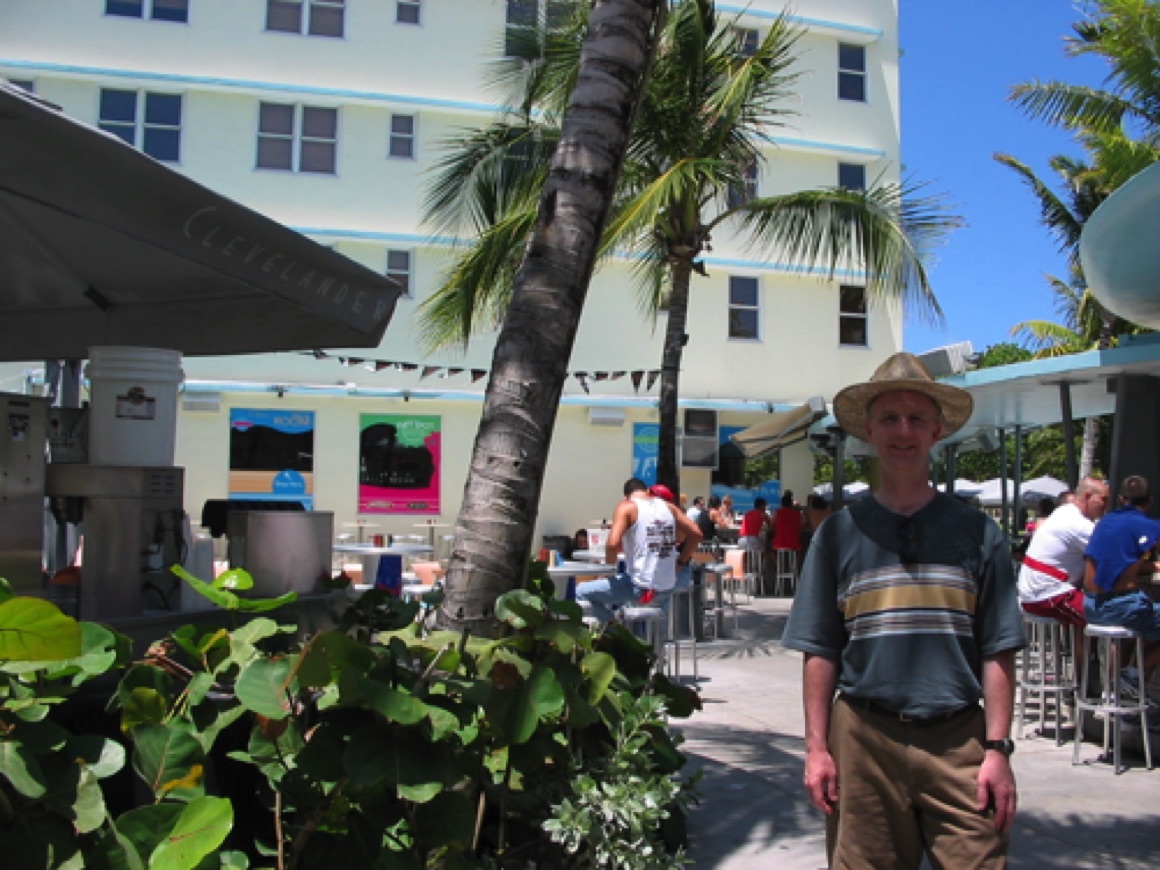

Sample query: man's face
[1078,482,1110,521]
[863,390,943,471]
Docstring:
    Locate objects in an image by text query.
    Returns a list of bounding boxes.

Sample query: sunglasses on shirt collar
[898,517,918,564]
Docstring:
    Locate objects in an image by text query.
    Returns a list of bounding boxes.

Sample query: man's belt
[840,694,977,724]
[1021,555,1070,582]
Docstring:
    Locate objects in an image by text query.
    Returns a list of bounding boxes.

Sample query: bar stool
[773,549,796,597]
[701,562,737,638]
[666,586,700,683]
[1017,614,1077,745]
[620,605,667,669]
[1072,624,1153,773]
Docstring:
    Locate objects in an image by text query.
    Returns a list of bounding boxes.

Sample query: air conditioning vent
[587,407,626,427]
[182,394,221,413]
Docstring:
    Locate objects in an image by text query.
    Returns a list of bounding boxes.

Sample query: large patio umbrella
[0,81,401,362]
[1020,475,1068,505]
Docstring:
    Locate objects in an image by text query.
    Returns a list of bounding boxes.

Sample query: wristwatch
[983,738,1016,757]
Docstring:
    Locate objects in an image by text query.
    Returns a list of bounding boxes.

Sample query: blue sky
[898,1,1108,355]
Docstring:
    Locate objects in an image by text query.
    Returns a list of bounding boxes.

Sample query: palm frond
[1009,81,1134,134]
[732,184,959,325]
[422,122,557,238]
[1010,318,1092,356]
[416,208,538,351]
[994,152,1084,256]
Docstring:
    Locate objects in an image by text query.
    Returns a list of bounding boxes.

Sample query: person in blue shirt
[1083,474,1160,697]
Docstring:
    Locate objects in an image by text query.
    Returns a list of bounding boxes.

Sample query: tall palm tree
[422,0,957,494]
[435,0,665,634]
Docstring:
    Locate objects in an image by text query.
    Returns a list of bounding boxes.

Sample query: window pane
[266,0,301,32]
[839,72,866,102]
[100,89,137,123]
[9,79,35,93]
[386,250,411,294]
[839,316,867,346]
[107,0,144,17]
[259,102,295,135]
[840,285,866,314]
[729,276,758,306]
[397,1,420,24]
[390,114,414,135]
[151,0,188,22]
[302,106,337,138]
[144,92,181,125]
[839,43,865,72]
[300,140,336,173]
[838,162,866,190]
[257,137,293,170]
[389,136,414,158]
[144,127,181,161]
[729,309,759,339]
[507,0,536,27]
[309,1,345,37]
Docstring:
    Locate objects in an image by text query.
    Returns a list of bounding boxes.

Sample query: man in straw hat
[783,352,1025,868]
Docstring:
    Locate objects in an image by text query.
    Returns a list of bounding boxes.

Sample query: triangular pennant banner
[373,361,392,372]
[400,363,419,372]
[610,371,626,381]
[420,366,441,380]
[471,369,487,383]
[593,371,608,381]
[630,371,644,392]
[645,370,660,391]
[577,374,590,394]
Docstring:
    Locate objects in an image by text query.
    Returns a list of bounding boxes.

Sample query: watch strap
[983,738,1015,756]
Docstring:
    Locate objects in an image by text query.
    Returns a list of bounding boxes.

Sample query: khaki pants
[826,696,1008,869]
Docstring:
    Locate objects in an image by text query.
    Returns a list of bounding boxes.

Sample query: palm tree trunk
[437,0,663,636]
[657,258,694,492]
[1079,416,1097,480]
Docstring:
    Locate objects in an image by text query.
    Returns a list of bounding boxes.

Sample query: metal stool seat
[666,587,699,683]
[1072,624,1153,773]
[1017,614,1077,745]
[620,605,667,668]
[773,549,796,597]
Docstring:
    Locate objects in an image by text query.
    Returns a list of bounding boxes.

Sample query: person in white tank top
[576,478,702,624]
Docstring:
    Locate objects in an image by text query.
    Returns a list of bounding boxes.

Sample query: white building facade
[0,0,902,543]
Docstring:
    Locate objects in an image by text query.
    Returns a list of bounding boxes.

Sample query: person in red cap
[577,478,701,623]
[648,483,676,504]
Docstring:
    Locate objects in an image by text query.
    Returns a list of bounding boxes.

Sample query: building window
[838,162,866,191]
[683,409,719,469]
[8,79,35,93]
[733,27,759,57]
[839,285,868,346]
[728,276,760,340]
[396,0,420,25]
[386,250,412,297]
[256,102,337,174]
[505,0,572,58]
[838,43,866,102]
[266,0,345,38]
[99,89,183,162]
[106,0,189,22]
[388,114,416,159]
[727,161,759,209]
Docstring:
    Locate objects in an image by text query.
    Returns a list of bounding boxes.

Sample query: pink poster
[358,414,441,514]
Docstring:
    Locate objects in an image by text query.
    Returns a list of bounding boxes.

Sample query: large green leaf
[148,796,233,870]
[339,670,428,725]
[0,597,82,661]
[68,733,128,779]
[506,664,564,744]
[43,765,106,834]
[101,804,182,870]
[581,651,617,704]
[122,687,169,731]
[0,740,47,797]
[234,656,297,720]
[132,723,206,801]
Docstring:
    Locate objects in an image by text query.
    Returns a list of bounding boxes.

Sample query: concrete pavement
[675,597,1160,869]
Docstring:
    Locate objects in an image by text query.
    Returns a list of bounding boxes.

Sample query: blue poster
[229,408,316,508]
[632,423,659,486]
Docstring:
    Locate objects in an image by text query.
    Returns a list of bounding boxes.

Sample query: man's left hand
[976,753,1017,833]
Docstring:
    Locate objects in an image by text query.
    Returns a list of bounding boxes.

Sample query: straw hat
[832,352,973,443]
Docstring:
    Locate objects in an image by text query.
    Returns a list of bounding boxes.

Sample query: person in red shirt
[771,491,803,555]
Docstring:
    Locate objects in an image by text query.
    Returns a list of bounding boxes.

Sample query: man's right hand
[804,748,839,814]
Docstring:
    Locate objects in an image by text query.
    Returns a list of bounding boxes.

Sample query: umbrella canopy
[976,478,1016,508]
[0,82,401,362]
[1020,475,1068,504]
[730,397,827,459]
[937,478,982,497]
[812,481,870,502]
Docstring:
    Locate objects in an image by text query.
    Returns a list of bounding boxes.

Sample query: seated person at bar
[576,478,701,624]
[1083,474,1160,700]
[1017,475,1109,626]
